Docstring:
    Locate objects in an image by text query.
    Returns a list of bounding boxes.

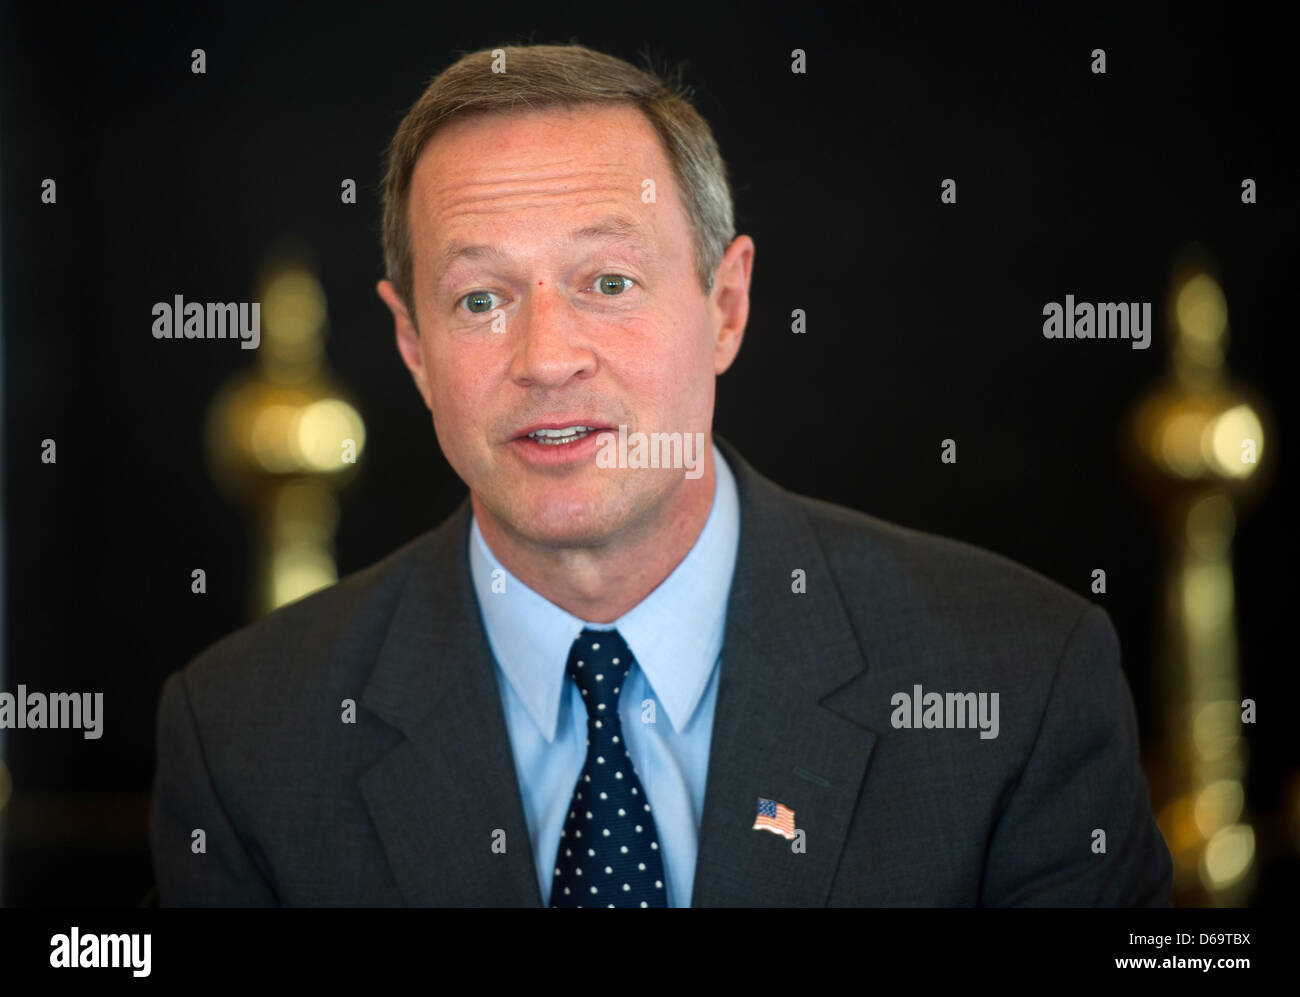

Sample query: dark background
[1,1,1294,906]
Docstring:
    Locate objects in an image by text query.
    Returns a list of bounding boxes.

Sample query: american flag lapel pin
[752,797,796,840]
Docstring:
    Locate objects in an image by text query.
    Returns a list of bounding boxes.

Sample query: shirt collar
[468,444,740,741]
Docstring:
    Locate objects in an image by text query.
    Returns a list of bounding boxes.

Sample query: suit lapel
[691,440,878,906]
[358,500,541,907]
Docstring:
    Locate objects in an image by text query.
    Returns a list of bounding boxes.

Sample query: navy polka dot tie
[549,628,668,907]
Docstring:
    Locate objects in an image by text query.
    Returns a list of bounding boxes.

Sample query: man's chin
[479,488,631,549]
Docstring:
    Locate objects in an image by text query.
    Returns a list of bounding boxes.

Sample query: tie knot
[567,628,634,718]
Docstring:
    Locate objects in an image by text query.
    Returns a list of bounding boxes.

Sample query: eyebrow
[435,214,653,276]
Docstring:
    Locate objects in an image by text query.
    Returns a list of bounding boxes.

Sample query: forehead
[408,103,686,256]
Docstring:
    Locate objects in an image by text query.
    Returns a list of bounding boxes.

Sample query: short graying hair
[381,43,736,313]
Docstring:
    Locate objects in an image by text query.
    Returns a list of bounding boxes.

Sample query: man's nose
[508,286,597,388]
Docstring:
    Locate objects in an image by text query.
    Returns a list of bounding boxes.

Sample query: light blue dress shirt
[468,445,740,907]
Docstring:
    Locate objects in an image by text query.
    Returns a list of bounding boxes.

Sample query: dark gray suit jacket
[150,438,1172,906]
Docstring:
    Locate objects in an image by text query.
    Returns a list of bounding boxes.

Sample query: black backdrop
[2,1,1295,905]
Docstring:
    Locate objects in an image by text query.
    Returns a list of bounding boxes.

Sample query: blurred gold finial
[205,243,366,616]
[1125,245,1273,906]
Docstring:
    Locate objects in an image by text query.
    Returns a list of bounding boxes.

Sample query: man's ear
[377,279,432,410]
[710,235,755,375]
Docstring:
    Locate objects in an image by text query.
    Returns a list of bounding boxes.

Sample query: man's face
[383,103,750,549]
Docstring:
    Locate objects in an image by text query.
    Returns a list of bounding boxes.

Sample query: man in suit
[150,43,1172,906]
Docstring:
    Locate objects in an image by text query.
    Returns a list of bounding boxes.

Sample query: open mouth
[525,426,598,446]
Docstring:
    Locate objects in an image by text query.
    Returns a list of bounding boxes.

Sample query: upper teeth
[529,426,593,443]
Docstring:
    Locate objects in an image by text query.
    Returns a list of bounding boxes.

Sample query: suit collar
[358,501,542,906]
[689,437,878,906]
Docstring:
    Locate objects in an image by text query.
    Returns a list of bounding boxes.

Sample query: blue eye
[595,274,635,295]
[460,290,498,313]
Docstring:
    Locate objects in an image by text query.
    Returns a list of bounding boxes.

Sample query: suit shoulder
[175,528,440,716]
[792,491,1095,642]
